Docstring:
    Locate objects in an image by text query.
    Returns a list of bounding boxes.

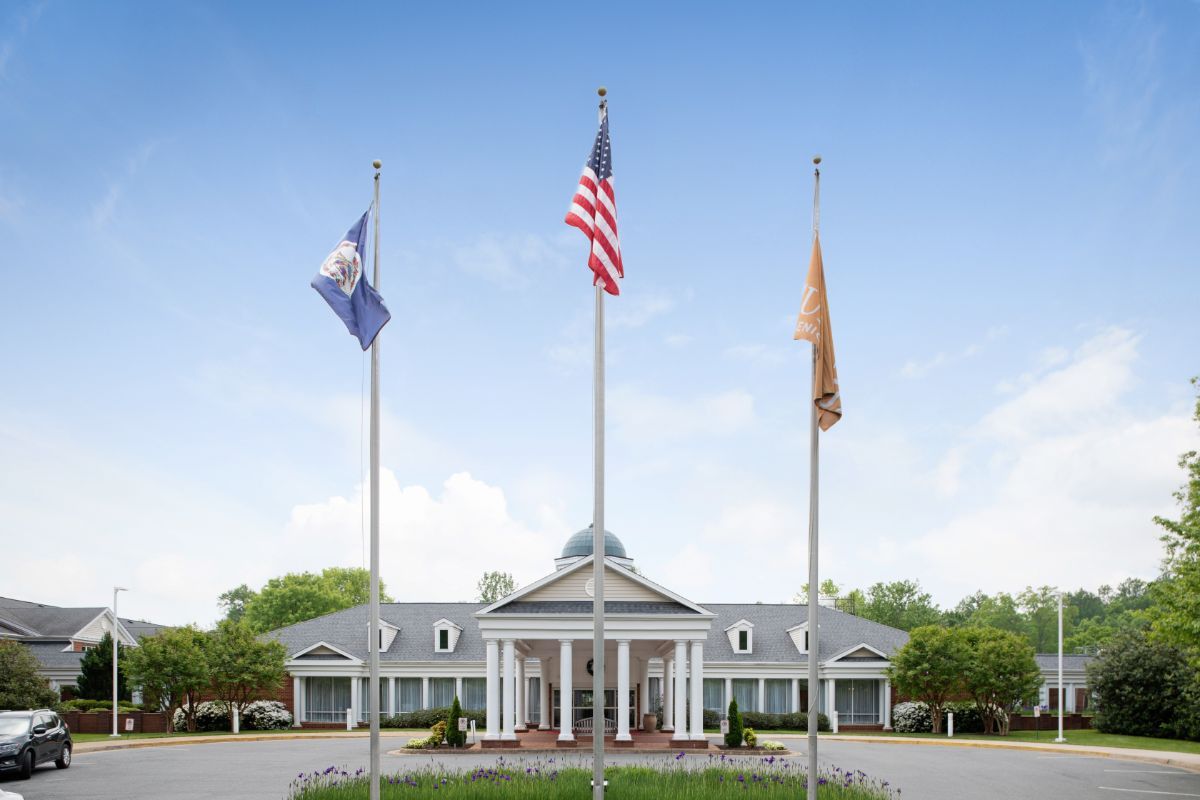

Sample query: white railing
[574,716,617,735]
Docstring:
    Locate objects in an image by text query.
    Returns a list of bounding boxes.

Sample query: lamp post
[111,586,128,738]
[1054,590,1065,743]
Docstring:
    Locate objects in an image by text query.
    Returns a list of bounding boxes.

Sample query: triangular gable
[76,610,138,647]
[828,643,888,662]
[291,641,362,662]
[478,555,711,616]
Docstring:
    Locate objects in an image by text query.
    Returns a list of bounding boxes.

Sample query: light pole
[1054,590,1065,743]
[111,586,128,738]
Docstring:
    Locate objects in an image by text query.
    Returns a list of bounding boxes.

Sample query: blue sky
[2,1,1198,626]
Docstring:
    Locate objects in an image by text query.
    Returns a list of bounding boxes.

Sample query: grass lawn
[833,728,1200,754]
[71,729,426,743]
[289,758,898,799]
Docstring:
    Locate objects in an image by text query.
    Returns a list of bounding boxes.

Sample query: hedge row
[381,707,485,729]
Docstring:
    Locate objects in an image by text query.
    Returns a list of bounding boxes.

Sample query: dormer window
[368,620,400,653]
[787,623,809,655]
[433,619,463,653]
[726,619,754,654]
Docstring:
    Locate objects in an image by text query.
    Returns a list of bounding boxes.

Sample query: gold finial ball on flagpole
[372,159,382,169]
[597,86,607,97]
[812,155,822,165]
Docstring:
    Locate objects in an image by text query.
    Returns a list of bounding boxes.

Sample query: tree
[218,584,256,624]
[234,567,393,633]
[1150,378,1200,662]
[206,620,287,727]
[0,641,58,710]
[725,697,743,748]
[793,579,842,604]
[75,632,130,702]
[887,625,966,733]
[860,580,942,631]
[476,571,518,603]
[1090,628,1196,738]
[959,627,1041,735]
[124,626,210,733]
[445,695,466,747]
[1018,585,1077,653]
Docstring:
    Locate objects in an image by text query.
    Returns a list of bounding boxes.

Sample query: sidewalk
[785,733,1200,773]
[73,730,415,754]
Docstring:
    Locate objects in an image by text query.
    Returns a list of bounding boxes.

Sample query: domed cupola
[554,524,635,570]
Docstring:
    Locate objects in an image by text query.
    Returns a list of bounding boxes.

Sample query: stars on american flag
[565,105,622,295]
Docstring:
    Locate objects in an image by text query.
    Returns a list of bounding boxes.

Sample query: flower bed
[288,755,898,799]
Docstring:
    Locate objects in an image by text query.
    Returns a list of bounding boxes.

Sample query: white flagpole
[1055,590,1065,742]
[368,158,383,800]
[805,156,822,800]
[591,87,608,800]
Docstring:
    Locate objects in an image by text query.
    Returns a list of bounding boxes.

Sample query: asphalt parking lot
[2,735,1198,800]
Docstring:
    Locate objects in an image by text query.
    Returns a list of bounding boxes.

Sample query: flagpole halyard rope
[805,153,822,800]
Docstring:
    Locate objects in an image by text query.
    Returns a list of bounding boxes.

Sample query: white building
[265,527,909,742]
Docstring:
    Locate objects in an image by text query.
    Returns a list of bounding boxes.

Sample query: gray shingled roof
[263,603,488,662]
[21,642,86,670]
[262,601,908,665]
[700,604,909,662]
[1035,654,1095,672]
[491,601,694,615]
[0,605,105,638]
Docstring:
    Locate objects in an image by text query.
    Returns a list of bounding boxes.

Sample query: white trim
[476,555,713,617]
[76,609,138,647]
[724,619,755,632]
[290,641,363,663]
[826,642,889,662]
[432,618,463,631]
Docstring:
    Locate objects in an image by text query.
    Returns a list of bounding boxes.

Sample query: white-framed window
[726,619,754,654]
[433,619,463,653]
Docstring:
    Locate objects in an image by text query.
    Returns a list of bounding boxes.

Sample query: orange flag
[793,234,842,430]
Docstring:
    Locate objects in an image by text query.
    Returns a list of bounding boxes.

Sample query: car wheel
[56,743,72,769]
[18,749,33,779]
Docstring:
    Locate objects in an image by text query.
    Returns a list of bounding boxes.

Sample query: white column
[640,658,652,727]
[388,677,396,716]
[757,677,765,714]
[293,677,303,727]
[515,657,526,731]
[672,640,689,741]
[615,640,631,741]
[792,678,800,714]
[350,677,361,727]
[724,678,733,715]
[455,676,463,706]
[826,678,837,720]
[485,639,500,740]
[502,639,516,740]
[662,658,675,731]
[558,640,574,741]
[882,679,893,729]
[690,641,705,740]
[539,659,551,729]
[421,676,430,710]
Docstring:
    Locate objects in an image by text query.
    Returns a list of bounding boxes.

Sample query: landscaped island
[287,756,898,799]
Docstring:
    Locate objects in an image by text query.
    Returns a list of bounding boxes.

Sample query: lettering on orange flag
[793,235,842,430]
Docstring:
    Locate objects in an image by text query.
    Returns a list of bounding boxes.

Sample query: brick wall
[59,711,168,734]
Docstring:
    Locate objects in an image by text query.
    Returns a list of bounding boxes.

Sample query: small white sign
[719,719,729,735]
[1033,706,1041,718]
[458,717,468,732]
[124,718,134,732]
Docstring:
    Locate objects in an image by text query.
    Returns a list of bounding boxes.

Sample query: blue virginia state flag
[311,209,391,350]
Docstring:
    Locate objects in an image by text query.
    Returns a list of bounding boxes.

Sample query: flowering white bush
[242,700,293,730]
[173,700,231,732]
[762,740,786,751]
[891,701,932,733]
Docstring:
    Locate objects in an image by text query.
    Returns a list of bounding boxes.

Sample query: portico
[475,552,715,747]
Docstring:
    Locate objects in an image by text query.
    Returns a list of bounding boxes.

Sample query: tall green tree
[860,580,942,631]
[206,620,287,727]
[1150,377,1200,662]
[886,625,967,733]
[1018,585,1077,653]
[232,567,393,633]
[959,627,1041,735]
[124,626,210,732]
[0,641,59,710]
[75,632,130,701]
[1090,628,1196,738]
[476,571,518,603]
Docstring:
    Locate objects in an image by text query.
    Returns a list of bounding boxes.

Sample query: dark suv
[0,709,72,779]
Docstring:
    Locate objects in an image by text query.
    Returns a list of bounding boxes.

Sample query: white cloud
[910,327,1197,597]
[723,344,785,366]
[608,291,675,329]
[901,325,1008,379]
[609,386,755,444]
[286,471,562,601]
[91,141,158,230]
[452,233,569,285]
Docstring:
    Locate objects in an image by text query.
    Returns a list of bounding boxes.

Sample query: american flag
[565,104,623,295]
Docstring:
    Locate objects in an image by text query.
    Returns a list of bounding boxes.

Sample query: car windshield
[0,718,31,735]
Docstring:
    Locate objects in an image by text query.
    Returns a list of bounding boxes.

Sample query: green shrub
[382,707,485,729]
[444,696,466,747]
[1090,628,1198,739]
[762,740,786,751]
[945,701,985,733]
[724,698,743,747]
[739,710,830,731]
[742,727,757,747]
[430,720,447,746]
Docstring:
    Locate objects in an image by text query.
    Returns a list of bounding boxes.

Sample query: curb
[798,734,1200,774]
[73,732,416,754]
